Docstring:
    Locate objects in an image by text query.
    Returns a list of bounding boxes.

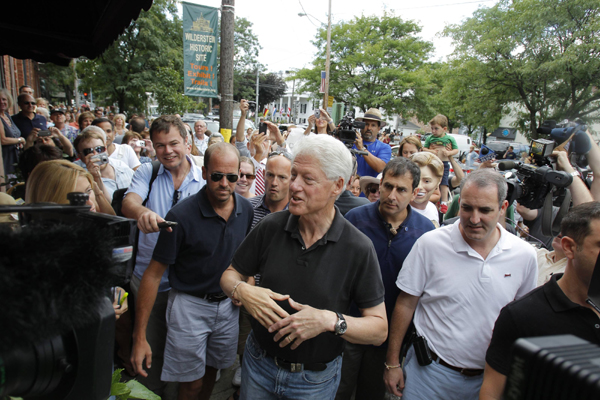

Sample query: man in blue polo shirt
[352,108,392,177]
[338,157,435,400]
[132,142,253,400]
[12,94,47,140]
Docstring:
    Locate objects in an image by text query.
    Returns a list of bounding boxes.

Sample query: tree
[78,0,183,113]
[38,61,75,105]
[294,12,433,116]
[445,0,600,138]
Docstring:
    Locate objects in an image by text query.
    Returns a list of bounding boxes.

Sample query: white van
[448,134,473,158]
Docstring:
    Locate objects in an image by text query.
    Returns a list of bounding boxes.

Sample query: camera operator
[352,108,392,177]
[517,148,593,250]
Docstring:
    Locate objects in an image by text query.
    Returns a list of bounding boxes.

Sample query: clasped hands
[235,283,335,350]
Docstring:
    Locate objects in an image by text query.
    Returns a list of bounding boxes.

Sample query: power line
[298,0,320,27]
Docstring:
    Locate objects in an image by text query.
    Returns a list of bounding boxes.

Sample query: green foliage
[153,67,201,114]
[444,0,600,138]
[111,369,160,400]
[294,12,433,116]
[38,61,75,105]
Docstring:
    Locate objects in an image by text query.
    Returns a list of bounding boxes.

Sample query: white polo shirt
[397,219,537,369]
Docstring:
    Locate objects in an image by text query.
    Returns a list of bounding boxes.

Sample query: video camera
[535,119,591,167]
[0,193,136,400]
[331,112,368,156]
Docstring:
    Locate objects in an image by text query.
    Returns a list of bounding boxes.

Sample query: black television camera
[331,112,368,156]
[534,119,591,168]
[0,193,136,400]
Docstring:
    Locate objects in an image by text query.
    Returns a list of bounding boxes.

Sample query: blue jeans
[240,332,342,400]
[402,347,483,400]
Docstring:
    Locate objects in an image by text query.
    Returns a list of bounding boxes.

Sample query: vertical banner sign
[183,2,219,97]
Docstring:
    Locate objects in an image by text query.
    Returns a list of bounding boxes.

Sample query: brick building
[1,56,41,114]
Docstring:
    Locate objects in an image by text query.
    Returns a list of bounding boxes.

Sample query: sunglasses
[268,150,293,161]
[82,145,106,156]
[366,185,379,194]
[210,173,239,183]
[172,190,181,206]
[240,173,256,180]
[22,101,36,106]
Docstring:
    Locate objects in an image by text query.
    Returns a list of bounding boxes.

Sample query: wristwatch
[334,312,347,336]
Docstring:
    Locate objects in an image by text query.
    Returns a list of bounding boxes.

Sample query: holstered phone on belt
[413,335,433,366]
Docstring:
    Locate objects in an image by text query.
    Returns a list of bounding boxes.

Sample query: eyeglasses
[210,173,239,183]
[172,190,181,206]
[240,173,255,180]
[268,150,293,161]
[366,185,379,194]
[82,145,106,156]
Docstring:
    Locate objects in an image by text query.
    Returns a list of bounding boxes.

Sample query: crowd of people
[2,88,600,400]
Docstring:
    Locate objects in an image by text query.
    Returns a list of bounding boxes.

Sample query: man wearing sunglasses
[12,94,47,141]
[131,137,253,400]
[124,115,206,396]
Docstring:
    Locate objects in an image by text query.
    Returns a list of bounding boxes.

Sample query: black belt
[267,353,327,373]
[429,349,484,377]
[195,292,228,302]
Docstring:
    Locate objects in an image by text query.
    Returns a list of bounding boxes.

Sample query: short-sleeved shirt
[110,143,141,170]
[12,112,47,139]
[232,208,385,364]
[152,187,253,295]
[486,274,600,375]
[504,151,517,160]
[352,139,392,177]
[397,220,537,369]
[424,134,458,150]
[125,157,205,291]
[194,135,209,155]
[59,124,79,143]
[346,203,435,325]
[335,190,370,216]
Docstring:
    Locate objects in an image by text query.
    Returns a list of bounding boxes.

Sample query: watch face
[339,320,348,333]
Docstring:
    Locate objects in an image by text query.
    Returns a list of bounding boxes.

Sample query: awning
[0,0,154,66]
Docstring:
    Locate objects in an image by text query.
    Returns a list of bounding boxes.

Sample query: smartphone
[259,122,268,135]
[158,221,178,229]
[314,109,321,119]
[37,130,51,137]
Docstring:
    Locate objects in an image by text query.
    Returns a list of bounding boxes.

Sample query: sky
[181,0,500,73]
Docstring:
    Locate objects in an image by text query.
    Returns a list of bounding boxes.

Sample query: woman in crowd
[122,131,155,163]
[78,111,95,133]
[73,126,134,203]
[114,113,127,137]
[360,175,380,203]
[235,156,256,199]
[398,135,423,158]
[25,159,115,215]
[303,107,335,135]
[36,107,50,121]
[0,89,24,178]
[410,152,444,227]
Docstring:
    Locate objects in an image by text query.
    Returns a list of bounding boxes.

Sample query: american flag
[319,71,326,93]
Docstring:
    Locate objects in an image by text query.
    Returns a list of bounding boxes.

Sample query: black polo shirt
[232,207,385,364]
[486,274,600,375]
[152,186,253,295]
[12,112,47,139]
[335,190,370,216]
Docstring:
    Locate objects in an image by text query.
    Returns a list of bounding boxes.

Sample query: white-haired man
[221,134,387,399]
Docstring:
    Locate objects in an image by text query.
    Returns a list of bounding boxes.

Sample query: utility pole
[220,0,235,134]
[73,59,80,109]
[322,0,332,110]
[255,68,260,126]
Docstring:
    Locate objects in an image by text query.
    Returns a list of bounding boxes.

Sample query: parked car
[485,141,511,159]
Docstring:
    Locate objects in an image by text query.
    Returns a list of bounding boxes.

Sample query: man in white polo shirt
[383,168,537,400]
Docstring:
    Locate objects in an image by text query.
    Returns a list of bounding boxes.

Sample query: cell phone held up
[259,122,268,135]
[37,130,52,137]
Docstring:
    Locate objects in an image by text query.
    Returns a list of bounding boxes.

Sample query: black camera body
[332,112,366,154]
[503,163,572,210]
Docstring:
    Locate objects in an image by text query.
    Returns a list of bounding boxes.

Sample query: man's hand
[112,287,128,320]
[551,149,575,173]
[384,367,405,397]
[355,132,364,151]
[131,339,152,378]
[269,299,337,350]
[137,209,171,234]
[265,121,284,146]
[235,283,290,328]
[240,99,249,116]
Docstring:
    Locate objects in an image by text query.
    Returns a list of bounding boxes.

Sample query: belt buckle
[290,363,302,373]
